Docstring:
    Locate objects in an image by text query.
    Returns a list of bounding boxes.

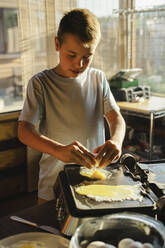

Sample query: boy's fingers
[95,146,106,161]
[72,145,95,168]
[73,152,92,168]
[76,144,96,165]
[99,150,119,168]
[93,146,101,154]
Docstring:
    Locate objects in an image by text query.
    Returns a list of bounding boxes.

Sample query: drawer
[0,146,26,169]
[0,121,18,140]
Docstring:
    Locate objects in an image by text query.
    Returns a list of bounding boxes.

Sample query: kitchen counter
[117,96,165,159]
[0,200,60,239]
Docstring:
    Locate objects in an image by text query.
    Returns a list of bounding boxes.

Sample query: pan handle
[120,153,137,172]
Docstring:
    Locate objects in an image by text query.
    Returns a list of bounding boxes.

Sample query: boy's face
[55,33,98,78]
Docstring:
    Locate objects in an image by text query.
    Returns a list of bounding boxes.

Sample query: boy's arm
[18,121,96,168]
[94,109,126,168]
[106,109,126,148]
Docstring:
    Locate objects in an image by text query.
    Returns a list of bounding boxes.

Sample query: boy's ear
[55,37,60,51]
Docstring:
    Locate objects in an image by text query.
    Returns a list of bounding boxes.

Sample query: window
[77,0,122,78]
[78,0,165,95]
[0,0,165,114]
[0,6,22,113]
[0,0,56,113]
[123,0,165,95]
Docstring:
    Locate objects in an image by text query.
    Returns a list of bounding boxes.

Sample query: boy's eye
[83,55,92,61]
[68,54,76,58]
[83,56,88,60]
[67,54,92,61]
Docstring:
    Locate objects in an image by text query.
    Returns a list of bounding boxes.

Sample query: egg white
[76,184,143,202]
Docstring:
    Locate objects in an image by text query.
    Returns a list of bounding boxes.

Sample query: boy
[18,8,126,203]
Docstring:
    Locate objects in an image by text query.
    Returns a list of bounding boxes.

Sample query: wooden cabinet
[0,112,27,199]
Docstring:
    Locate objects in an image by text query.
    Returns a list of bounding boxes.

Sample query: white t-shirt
[19,67,119,200]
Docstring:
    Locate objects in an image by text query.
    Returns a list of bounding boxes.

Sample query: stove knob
[156,195,165,224]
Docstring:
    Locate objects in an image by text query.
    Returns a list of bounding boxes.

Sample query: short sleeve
[102,73,120,114]
[19,76,45,125]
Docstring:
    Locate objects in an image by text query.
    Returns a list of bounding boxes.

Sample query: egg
[118,238,134,248]
[80,239,89,248]
[86,241,115,248]
[127,241,143,248]
[79,167,110,180]
[141,243,153,248]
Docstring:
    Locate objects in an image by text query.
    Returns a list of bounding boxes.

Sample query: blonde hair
[57,8,101,46]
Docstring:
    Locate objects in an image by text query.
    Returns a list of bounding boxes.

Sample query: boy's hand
[93,140,121,168]
[57,141,96,168]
